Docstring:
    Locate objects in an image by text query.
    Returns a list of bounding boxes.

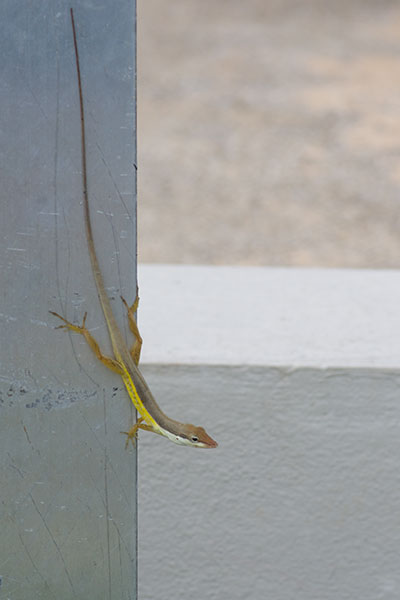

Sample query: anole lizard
[50,9,217,449]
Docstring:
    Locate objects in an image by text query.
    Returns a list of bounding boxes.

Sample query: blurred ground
[137,0,400,267]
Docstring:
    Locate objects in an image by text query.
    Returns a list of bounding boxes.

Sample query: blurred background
[137,0,400,268]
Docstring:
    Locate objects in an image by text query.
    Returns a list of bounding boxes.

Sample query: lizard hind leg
[49,310,124,375]
[120,290,143,366]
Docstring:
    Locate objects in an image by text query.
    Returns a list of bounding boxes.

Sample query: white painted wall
[137,264,400,600]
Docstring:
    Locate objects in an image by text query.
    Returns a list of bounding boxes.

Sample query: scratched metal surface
[0,1,137,598]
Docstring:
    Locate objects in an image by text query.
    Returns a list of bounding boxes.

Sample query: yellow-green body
[50,9,217,450]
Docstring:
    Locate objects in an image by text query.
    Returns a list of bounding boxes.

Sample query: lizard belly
[122,374,160,432]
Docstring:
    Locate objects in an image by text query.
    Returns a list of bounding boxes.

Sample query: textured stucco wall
[137,265,400,600]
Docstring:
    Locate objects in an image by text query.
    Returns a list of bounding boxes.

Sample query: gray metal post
[0,2,137,598]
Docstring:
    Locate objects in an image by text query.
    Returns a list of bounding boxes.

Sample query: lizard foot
[121,417,146,449]
[49,311,88,335]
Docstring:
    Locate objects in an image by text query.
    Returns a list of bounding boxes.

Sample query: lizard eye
[191,436,199,443]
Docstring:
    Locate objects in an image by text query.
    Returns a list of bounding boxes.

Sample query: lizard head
[172,424,218,448]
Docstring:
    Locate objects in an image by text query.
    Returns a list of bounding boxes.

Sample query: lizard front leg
[121,417,154,448]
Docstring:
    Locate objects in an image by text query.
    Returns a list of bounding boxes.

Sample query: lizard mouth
[205,437,218,449]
